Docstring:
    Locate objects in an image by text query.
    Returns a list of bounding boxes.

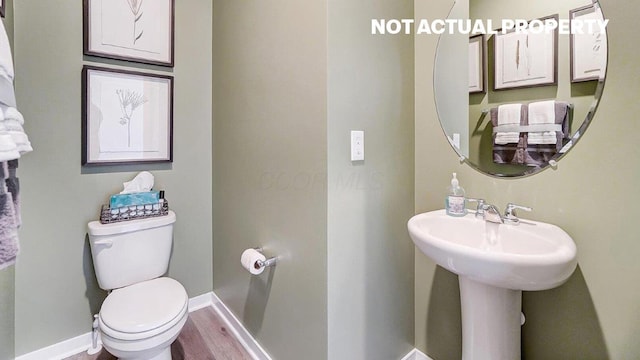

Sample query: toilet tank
[87,211,176,290]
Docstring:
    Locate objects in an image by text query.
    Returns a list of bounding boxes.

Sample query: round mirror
[434,0,607,177]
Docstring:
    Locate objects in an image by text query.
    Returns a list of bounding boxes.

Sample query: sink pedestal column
[459,277,522,360]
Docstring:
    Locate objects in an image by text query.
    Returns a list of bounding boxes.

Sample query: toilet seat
[99,277,188,341]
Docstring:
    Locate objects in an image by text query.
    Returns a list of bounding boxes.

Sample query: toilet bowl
[88,211,187,360]
[98,277,188,360]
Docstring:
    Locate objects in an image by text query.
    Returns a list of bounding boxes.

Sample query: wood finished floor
[64,306,252,360]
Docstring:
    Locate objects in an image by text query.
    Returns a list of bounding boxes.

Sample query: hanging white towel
[1,106,32,154]
[495,104,522,145]
[0,18,16,108]
[528,100,557,145]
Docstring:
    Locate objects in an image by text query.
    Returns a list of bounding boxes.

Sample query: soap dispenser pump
[445,173,467,217]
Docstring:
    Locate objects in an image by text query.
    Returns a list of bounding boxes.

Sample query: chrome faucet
[482,204,504,224]
[468,199,532,225]
[468,198,502,223]
[467,198,485,219]
[503,203,532,225]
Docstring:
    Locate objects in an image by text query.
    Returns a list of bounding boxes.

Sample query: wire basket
[100,199,169,224]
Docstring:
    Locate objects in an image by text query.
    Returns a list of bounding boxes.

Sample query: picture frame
[570,4,608,82]
[83,0,175,67]
[469,34,486,94]
[82,65,173,166]
[0,0,5,18]
[493,15,559,90]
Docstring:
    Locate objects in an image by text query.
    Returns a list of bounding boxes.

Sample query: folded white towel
[3,107,24,125]
[527,133,557,144]
[0,105,32,155]
[528,100,556,145]
[0,134,19,161]
[495,104,522,145]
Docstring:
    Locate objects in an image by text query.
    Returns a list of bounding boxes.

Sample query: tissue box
[110,191,160,209]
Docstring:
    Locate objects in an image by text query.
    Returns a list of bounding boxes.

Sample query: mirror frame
[434,0,608,178]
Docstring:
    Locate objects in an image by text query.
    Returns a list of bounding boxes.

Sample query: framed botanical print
[82,66,173,165]
[83,0,175,66]
[570,4,608,82]
[469,34,486,94]
[494,15,559,90]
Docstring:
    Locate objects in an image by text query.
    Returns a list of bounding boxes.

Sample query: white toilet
[87,211,188,360]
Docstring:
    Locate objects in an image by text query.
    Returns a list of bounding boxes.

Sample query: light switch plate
[452,133,460,149]
[351,130,364,161]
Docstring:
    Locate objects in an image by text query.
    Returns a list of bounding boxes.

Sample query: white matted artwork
[494,15,558,90]
[469,34,485,94]
[83,0,175,66]
[82,66,173,165]
[570,4,607,82]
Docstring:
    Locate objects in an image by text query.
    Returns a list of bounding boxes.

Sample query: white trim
[400,349,415,360]
[188,291,214,312]
[15,332,94,360]
[210,292,273,360]
[401,348,434,360]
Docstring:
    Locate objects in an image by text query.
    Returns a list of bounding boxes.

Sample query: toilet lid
[100,277,187,335]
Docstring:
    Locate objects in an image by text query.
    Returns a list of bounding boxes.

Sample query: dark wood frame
[81,65,174,166]
[570,4,607,83]
[469,34,486,94]
[493,14,559,91]
[83,0,175,67]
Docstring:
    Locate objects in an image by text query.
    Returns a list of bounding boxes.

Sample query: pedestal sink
[408,210,577,360]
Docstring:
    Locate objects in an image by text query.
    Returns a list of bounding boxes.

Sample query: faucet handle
[504,203,532,225]
[467,198,485,218]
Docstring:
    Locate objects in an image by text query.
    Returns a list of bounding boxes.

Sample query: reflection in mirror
[434,0,607,177]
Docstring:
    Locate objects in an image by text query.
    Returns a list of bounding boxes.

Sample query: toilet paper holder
[253,247,277,269]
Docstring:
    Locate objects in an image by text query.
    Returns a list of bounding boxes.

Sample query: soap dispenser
[445,173,467,217]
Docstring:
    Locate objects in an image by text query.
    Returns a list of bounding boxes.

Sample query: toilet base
[118,347,171,360]
[108,344,171,360]
[148,348,171,360]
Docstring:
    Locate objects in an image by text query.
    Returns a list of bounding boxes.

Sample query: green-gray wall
[327,0,415,358]
[416,0,640,359]
[213,0,416,359]
[12,0,213,355]
[0,2,16,359]
[212,1,328,359]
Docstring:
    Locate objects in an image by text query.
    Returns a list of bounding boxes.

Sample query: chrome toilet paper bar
[253,247,277,269]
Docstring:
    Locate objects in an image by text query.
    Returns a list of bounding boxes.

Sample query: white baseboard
[15,332,95,360]
[210,292,272,360]
[401,348,434,360]
[188,291,214,312]
[15,291,270,360]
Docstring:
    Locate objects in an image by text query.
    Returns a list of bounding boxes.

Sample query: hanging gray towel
[0,161,19,270]
[6,160,19,227]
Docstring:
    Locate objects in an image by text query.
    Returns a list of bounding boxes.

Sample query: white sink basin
[408,209,577,291]
[408,209,578,360]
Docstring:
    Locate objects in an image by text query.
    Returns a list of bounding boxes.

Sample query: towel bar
[480,102,574,124]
